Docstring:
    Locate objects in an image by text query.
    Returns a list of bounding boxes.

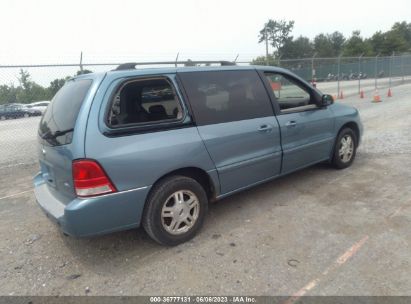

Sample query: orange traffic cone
[360,90,364,99]
[339,90,344,99]
[387,88,392,97]
[373,90,381,102]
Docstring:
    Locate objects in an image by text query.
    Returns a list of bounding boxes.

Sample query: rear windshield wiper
[40,128,74,140]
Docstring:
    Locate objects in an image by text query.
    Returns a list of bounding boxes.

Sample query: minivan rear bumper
[33,173,151,237]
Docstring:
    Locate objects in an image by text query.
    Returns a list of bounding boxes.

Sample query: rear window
[107,78,183,127]
[39,79,92,146]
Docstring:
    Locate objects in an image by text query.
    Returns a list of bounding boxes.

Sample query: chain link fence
[1,54,411,168]
[277,54,411,97]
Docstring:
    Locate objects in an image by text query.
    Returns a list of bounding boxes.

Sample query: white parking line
[0,189,33,201]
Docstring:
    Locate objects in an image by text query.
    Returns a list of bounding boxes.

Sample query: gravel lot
[0,116,41,168]
[0,84,410,297]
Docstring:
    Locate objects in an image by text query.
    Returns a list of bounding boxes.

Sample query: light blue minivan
[34,62,363,245]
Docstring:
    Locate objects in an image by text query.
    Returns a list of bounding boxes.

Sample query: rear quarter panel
[36,73,106,203]
[84,73,219,193]
[71,73,108,159]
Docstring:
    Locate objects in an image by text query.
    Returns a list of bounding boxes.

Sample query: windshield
[39,79,92,146]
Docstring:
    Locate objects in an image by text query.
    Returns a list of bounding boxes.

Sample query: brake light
[72,160,116,197]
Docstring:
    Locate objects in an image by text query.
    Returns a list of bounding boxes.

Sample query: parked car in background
[26,101,50,114]
[0,104,42,120]
[34,63,363,246]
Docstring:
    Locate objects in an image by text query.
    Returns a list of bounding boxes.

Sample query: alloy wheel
[339,134,354,163]
[161,190,200,235]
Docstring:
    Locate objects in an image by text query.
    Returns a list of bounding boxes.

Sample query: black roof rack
[114,60,236,71]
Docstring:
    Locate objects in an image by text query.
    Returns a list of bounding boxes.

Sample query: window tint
[39,79,92,146]
[265,73,314,112]
[179,70,273,125]
[107,78,183,127]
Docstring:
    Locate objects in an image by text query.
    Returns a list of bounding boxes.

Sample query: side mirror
[320,94,334,107]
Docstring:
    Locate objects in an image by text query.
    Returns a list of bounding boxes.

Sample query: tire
[142,175,208,246]
[332,128,357,169]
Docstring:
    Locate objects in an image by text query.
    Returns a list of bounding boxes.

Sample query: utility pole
[375,53,380,89]
[311,52,317,84]
[337,54,342,97]
[264,25,269,65]
[358,53,363,94]
[79,51,83,73]
[401,54,405,84]
[389,52,394,89]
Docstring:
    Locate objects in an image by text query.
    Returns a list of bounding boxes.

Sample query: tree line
[1,21,410,104]
[253,20,411,64]
[0,69,92,105]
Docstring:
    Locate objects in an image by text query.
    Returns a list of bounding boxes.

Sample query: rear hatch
[37,78,93,203]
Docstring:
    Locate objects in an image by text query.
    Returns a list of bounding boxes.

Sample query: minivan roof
[73,65,290,81]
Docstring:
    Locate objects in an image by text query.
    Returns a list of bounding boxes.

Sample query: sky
[0,0,410,65]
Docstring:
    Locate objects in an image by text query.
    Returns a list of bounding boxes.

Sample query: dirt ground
[0,84,410,296]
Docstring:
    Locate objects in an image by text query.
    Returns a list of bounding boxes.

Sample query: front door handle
[285,120,297,127]
[258,124,273,132]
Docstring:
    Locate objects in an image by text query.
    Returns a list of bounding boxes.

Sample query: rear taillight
[72,159,116,197]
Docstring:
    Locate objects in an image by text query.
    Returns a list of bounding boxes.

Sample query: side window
[179,71,273,125]
[265,73,314,113]
[107,78,183,127]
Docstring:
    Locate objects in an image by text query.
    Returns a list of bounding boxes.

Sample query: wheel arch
[330,121,360,161]
[148,167,218,203]
[338,121,360,145]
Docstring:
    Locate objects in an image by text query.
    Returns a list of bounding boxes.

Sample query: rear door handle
[258,124,273,132]
[285,121,297,127]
